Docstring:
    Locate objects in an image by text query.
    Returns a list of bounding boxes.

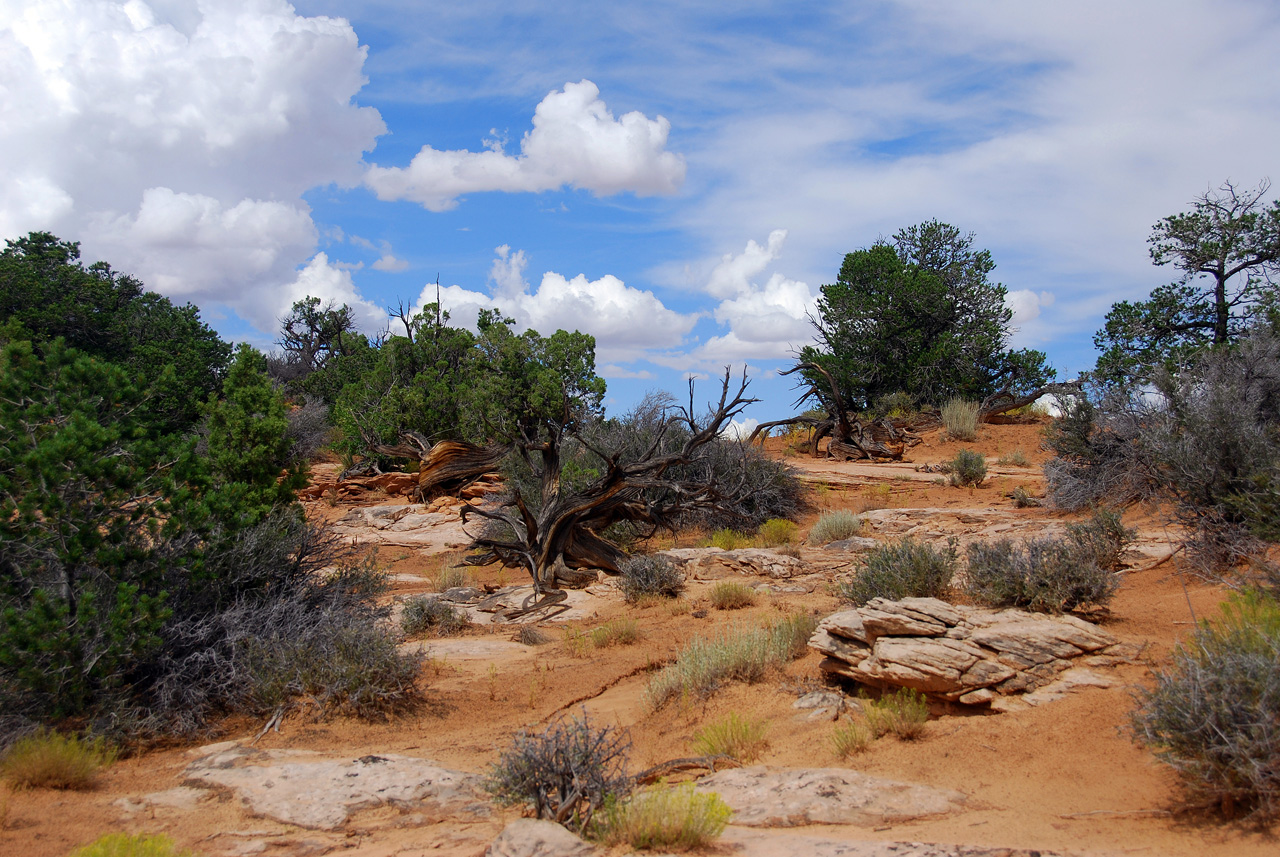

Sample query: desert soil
[4,421,1276,857]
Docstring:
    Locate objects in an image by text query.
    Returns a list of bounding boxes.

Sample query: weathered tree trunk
[372,433,506,500]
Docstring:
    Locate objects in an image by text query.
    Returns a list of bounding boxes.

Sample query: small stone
[792,690,847,710]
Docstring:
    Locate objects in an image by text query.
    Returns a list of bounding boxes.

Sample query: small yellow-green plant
[598,781,731,851]
[1,731,117,790]
[832,717,872,758]
[564,627,592,658]
[710,581,757,610]
[68,833,197,857]
[590,618,641,648]
[692,713,769,762]
[864,688,929,740]
[997,449,1031,467]
[941,398,980,441]
[706,529,751,551]
[757,518,799,547]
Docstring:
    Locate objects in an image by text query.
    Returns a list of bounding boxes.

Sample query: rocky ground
[4,421,1276,857]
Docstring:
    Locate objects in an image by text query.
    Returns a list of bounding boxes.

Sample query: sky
[3,0,1279,426]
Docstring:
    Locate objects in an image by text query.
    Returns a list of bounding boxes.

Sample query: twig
[250,706,284,745]
[1058,809,1171,819]
[633,755,740,785]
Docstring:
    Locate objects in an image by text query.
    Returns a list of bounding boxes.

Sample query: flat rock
[114,786,211,813]
[656,547,807,580]
[184,745,489,830]
[719,828,1082,857]
[822,537,882,552]
[484,819,598,857]
[458,585,603,624]
[399,637,539,661]
[329,503,470,550]
[697,767,965,827]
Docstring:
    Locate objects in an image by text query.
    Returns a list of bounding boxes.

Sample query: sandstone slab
[657,547,806,580]
[719,828,1082,857]
[184,744,489,830]
[484,819,598,857]
[697,767,965,827]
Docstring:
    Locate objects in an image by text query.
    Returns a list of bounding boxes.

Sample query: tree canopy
[1094,180,1280,385]
[801,220,1053,410]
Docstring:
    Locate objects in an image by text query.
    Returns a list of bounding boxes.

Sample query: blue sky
[3,1,1279,426]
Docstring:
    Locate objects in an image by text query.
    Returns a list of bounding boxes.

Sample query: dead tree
[460,369,760,604]
[749,362,1082,460]
[370,432,507,500]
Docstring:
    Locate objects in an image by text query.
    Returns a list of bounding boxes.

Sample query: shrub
[948,449,987,487]
[69,833,196,857]
[598,781,731,851]
[941,398,980,441]
[806,509,863,545]
[864,688,929,740]
[997,449,1030,467]
[692,713,769,762]
[618,555,684,603]
[758,518,798,547]
[401,596,469,637]
[515,625,552,646]
[710,581,758,610]
[644,614,816,710]
[831,717,872,758]
[1011,486,1040,508]
[965,536,1118,613]
[834,538,956,606]
[1065,508,1135,572]
[872,391,917,420]
[706,529,750,551]
[485,712,632,832]
[435,564,474,591]
[1,731,116,790]
[1133,590,1280,818]
[590,619,640,648]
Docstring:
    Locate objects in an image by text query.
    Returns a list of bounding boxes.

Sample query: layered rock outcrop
[810,597,1123,705]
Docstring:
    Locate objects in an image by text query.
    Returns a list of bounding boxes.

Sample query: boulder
[811,599,1121,705]
[485,819,598,857]
[697,767,966,827]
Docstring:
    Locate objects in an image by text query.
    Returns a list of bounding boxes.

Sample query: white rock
[485,819,598,857]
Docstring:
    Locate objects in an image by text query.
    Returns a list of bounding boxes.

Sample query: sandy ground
[4,421,1277,857]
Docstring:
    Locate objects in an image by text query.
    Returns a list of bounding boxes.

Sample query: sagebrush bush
[941,398,980,441]
[618,555,684,603]
[864,688,929,740]
[598,781,731,850]
[1,731,116,790]
[68,833,196,857]
[757,518,798,547]
[485,712,632,832]
[806,509,863,545]
[692,713,769,762]
[710,581,757,610]
[401,596,469,637]
[1133,590,1280,818]
[834,538,956,606]
[948,449,987,487]
[1065,508,1135,572]
[965,537,1117,613]
[645,614,817,710]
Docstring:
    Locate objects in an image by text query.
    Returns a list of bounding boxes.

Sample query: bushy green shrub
[401,597,469,637]
[706,529,750,550]
[806,509,863,545]
[1133,590,1280,818]
[948,449,987,487]
[710,581,757,610]
[598,781,731,850]
[1,731,116,790]
[1065,508,1135,572]
[941,398,980,441]
[834,538,956,606]
[644,614,815,710]
[758,518,799,547]
[68,833,196,857]
[692,713,769,762]
[965,534,1119,614]
[485,712,632,833]
[618,555,684,603]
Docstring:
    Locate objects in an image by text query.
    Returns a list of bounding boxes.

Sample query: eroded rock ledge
[810,597,1130,706]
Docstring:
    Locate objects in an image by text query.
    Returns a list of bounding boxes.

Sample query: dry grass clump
[941,398,980,441]
[590,618,641,648]
[1,731,117,790]
[68,833,197,857]
[997,449,1031,467]
[710,581,758,610]
[757,518,798,547]
[831,717,872,758]
[806,509,863,545]
[618,555,685,602]
[401,596,469,637]
[692,713,769,762]
[435,563,474,591]
[598,781,731,851]
[644,613,817,710]
[864,688,930,740]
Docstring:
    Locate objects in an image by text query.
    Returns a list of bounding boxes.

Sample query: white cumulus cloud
[364,80,686,211]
